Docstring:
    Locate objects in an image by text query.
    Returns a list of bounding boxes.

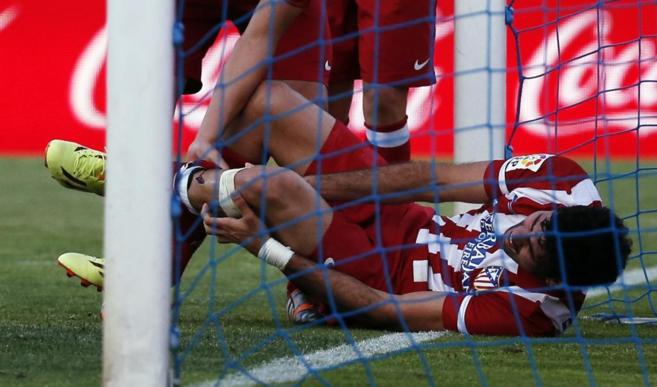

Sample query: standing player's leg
[357,0,436,164]
[326,0,359,124]
[361,85,410,164]
[268,0,332,106]
[328,81,355,125]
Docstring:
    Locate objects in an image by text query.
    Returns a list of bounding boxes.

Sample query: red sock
[364,116,410,164]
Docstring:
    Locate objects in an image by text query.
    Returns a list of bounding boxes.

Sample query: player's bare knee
[232,166,267,203]
[263,168,304,207]
[233,166,307,213]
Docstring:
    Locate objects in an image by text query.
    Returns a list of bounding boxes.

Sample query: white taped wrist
[177,166,203,215]
[257,238,294,270]
[218,168,245,218]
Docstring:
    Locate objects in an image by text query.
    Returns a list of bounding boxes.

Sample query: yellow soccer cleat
[57,253,104,291]
[45,140,105,196]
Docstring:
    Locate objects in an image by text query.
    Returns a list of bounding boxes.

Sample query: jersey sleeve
[483,154,602,215]
[283,0,310,7]
[441,288,578,336]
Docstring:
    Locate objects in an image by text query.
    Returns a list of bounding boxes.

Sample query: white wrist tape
[218,167,245,218]
[177,166,203,215]
[257,238,294,270]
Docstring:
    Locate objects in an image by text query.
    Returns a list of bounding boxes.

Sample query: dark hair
[544,206,632,286]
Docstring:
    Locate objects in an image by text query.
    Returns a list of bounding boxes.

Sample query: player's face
[502,211,553,276]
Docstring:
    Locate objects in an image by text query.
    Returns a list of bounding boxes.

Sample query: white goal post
[454,0,507,213]
[104,0,174,385]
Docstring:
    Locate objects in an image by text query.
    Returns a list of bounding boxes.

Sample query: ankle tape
[218,168,245,218]
[177,166,203,215]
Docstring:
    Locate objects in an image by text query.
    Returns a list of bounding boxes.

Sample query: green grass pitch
[0,157,655,386]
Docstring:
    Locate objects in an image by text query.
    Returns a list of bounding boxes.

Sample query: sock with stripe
[364,116,410,164]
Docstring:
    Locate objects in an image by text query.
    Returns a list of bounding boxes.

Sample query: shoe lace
[74,149,106,179]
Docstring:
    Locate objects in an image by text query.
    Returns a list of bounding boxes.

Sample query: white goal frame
[454,0,507,212]
[103,0,174,385]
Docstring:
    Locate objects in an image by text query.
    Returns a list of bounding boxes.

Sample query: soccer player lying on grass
[46,80,631,336]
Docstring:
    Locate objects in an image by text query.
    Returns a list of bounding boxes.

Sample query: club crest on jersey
[505,154,551,173]
[473,266,504,290]
[460,215,496,291]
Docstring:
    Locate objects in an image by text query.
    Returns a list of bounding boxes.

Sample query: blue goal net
[170,1,657,385]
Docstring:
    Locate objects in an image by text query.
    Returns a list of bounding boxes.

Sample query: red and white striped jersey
[416,154,602,336]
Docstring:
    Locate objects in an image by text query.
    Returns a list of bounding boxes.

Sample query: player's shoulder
[489,153,600,212]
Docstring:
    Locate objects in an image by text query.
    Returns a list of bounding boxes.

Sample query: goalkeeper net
[167,0,657,385]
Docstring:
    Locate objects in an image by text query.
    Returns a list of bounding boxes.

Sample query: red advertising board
[1,1,655,158]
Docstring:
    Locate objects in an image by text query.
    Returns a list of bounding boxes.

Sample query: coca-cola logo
[518,9,657,137]
[69,6,656,140]
[70,26,106,129]
[0,4,19,32]
[176,32,240,128]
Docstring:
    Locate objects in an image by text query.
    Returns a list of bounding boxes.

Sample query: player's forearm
[197,37,272,142]
[283,255,405,330]
[305,161,435,203]
[197,1,301,143]
[305,160,491,204]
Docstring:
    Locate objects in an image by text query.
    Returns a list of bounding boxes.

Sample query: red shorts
[304,121,436,294]
[328,0,436,86]
[182,0,332,94]
[317,203,435,294]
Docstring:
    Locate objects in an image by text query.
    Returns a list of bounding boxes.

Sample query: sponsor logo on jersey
[473,266,503,290]
[460,214,496,291]
[505,154,550,173]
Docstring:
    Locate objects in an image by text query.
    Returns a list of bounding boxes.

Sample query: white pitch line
[193,331,447,387]
[586,265,657,298]
[192,266,656,386]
